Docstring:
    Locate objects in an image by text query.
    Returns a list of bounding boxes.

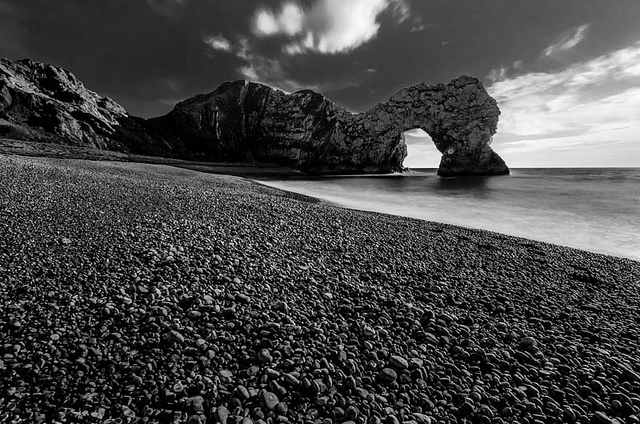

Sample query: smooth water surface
[258,168,640,261]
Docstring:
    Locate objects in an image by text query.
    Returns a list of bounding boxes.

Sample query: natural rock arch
[154,76,509,175]
[337,75,508,175]
[0,58,509,175]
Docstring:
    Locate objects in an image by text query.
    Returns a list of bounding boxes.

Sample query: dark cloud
[145,0,186,17]
[1,0,639,121]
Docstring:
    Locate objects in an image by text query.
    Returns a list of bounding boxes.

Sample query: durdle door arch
[0,58,509,175]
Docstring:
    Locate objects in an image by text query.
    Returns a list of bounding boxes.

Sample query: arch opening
[402,128,441,171]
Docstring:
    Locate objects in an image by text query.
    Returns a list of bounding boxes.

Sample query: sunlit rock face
[154,76,509,175]
[0,58,127,149]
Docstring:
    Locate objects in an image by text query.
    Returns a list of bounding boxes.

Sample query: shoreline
[1,155,639,423]
[0,143,637,263]
[255,175,640,264]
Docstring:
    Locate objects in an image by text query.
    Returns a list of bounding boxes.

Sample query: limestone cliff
[0,57,509,175]
[153,77,508,175]
[0,58,127,149]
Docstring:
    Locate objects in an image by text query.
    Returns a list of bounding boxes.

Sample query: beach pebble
[389,355,408,369]
[262,391,280,410]
[165,330,185,343]
[380,368,397,382]
[2,157,639,424]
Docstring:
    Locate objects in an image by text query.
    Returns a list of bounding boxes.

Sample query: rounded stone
[389,355,408,370]
[262,391,279,410]
[380,368,397,383]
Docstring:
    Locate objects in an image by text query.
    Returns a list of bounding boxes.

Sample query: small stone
[621,366,639,382]
[593,411,614,424]
[389,355,408,369]
[90,408,106,420]
[257,348,273,363]
[276,402,288,414]
[262,391,279,410]
[379,368,397,383]
[219,370,234,380]
[460,401,474,415]
[265,368,280,378]
[187,396,204,413]
[284,373,300,386]
[236,293,251,303]
[217,405,230,424]
[355,388,369,399]
[409,358,424,368]
[385,416,400,424]
[412,413,431,424]
[173,381,184,392]
[165,330,185,343]
[346,406,359,419]
[236,385,251,400]
[520,336,538,348]
[121,405,136,418]
[188,415,206,424]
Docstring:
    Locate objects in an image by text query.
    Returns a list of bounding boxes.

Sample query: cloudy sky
[2,0,640,167]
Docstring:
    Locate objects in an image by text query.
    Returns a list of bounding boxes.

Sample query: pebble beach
[1,155,639,424]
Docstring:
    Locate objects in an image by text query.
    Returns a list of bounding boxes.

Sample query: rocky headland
[0,58,508,176]
[1,155,638,424]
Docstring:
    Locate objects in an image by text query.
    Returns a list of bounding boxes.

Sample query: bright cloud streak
[253,2,304,36]
[203,34,232,52]
[252,0,404,55]
[488,40,640,166]
[543,23,591,57]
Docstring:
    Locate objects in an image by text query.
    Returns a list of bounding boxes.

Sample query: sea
[258,168,640,262]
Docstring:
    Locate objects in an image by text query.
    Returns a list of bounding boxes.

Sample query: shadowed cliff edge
[0,58,509,176]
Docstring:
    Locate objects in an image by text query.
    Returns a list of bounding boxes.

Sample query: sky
[1,0,640,167]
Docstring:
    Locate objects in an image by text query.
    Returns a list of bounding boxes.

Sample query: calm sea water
[258,168,640,261]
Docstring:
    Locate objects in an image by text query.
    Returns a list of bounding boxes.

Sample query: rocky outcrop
[0,58,188,158]
[153,77,508,175]
[361,76,508,176]
[0,58,127,149]
[0,57,509,175]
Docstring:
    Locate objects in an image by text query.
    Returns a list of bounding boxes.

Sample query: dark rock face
[0,57,509,175]
[153,77,508,175]
[0,58,182,158]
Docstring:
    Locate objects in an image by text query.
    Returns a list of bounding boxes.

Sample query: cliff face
[154,77,508,175]
[0,57,509,175]
[0,58,127,149]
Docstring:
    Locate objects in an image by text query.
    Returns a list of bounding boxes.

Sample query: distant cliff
[0,57,508,175]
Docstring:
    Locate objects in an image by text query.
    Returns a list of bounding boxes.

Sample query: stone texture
[0,57,509,175]
[2,155,640,423]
